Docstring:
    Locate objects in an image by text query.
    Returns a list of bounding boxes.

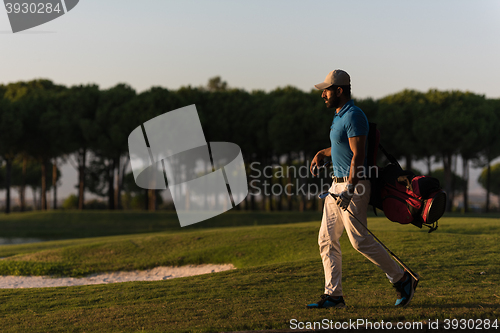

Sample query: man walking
[307,69,417,308]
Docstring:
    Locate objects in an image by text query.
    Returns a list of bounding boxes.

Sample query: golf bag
[367,123,446,232]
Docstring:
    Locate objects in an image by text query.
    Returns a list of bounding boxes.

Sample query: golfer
[307,69,417,308]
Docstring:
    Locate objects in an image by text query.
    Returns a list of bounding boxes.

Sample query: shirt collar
[336,99,354,117]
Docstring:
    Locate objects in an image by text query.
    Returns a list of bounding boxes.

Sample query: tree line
[1,77,499,213]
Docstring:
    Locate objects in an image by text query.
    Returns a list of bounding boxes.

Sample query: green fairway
[0,213,499,332]
[0,210,321,239]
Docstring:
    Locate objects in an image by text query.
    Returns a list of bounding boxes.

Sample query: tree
[245,90,274,210]
[474,99,500,212]
[267,86,324,211]
[355,97,378,122]
[377,90,426,171]
[0,91,22,213]
[431,168,466,205]
[39,88,73,210]
[60,85,101,210]
[89,84,137,210]
[422,90,471,211]
[206,76,228,92]
[454,93,486,213]
[2,80,66,211]
[127,86,184,210]
[478,163,500,210]
[1,158,61,210]
[120,171,164,210]
[11,156,55,210]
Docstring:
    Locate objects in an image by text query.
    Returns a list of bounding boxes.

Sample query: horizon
[1,77,497,101]
[1,1,499,100]
[1,0,499,207]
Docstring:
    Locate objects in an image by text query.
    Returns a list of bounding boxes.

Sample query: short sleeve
[344,109,369,138]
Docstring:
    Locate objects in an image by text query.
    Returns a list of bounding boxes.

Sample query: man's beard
[325,94,341,109]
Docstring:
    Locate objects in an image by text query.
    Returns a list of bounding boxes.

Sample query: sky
[1,0,499,202]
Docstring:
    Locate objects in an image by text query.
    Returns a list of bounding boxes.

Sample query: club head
[318,192,339,200]
[318,192,329,199]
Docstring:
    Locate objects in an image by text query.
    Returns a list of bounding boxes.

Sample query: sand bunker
[0,264,235,289]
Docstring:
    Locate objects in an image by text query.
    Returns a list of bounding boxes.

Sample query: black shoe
[306,294,345,309]
[393,271,418,307]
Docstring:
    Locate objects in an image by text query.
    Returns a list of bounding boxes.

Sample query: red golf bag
[367,123,447,232]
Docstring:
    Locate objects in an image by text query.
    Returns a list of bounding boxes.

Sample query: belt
[331,176,367,183]
[332,176,349,183]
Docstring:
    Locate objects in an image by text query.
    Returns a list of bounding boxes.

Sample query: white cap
[314,69,350,90]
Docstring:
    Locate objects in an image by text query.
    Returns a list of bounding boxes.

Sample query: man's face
[322,87,341,109]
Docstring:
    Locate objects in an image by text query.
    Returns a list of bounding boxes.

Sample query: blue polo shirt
[330,100,369,177]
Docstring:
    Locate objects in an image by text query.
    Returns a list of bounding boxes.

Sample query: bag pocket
[382,190,423,225]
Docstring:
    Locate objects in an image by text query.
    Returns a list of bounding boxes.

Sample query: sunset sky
[1,0,499,201]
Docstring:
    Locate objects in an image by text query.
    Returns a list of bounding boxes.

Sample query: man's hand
[310,148,331,176]
[337,184,355,210]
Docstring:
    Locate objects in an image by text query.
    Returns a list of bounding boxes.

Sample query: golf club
[312,159,331,177]
[318,191,420,283]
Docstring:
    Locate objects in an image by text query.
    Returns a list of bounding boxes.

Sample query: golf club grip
[312,162,331,175]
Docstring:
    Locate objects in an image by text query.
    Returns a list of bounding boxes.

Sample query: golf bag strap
[378,143,402,168]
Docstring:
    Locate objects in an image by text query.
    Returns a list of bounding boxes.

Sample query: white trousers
[319,180,404,296]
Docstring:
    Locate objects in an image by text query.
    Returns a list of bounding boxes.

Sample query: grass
[0,222,320,276]
[0,210,321,239]
[0,213,499,332]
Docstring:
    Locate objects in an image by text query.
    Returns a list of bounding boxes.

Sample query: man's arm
[336,135,366,210]
[318,147,332,158]
[347,135,366,186]
[310,147,331,175]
